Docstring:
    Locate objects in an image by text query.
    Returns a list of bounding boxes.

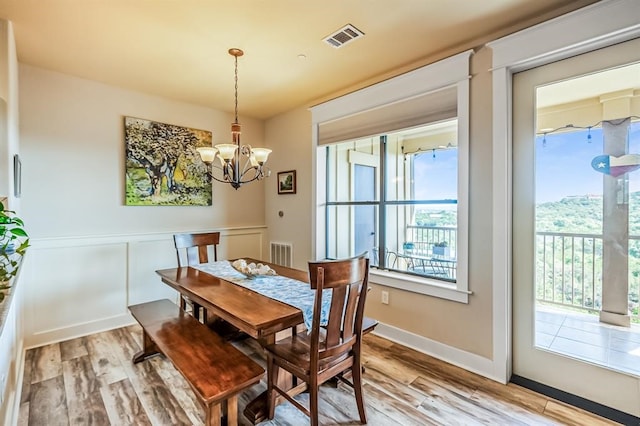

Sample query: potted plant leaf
[0,205,29,301]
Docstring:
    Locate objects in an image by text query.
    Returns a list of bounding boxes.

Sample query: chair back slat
[174,232,220,266]
[308,253,369,365]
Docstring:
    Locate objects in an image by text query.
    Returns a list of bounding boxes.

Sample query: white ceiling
[0,0,598,120]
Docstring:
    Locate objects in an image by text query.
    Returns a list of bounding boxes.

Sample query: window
[325,120,459,283]
[311,51,471,302]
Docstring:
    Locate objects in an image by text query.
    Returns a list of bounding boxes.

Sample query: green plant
[0,205,29,300]
[434,241,448,247]
[0,204,29,255]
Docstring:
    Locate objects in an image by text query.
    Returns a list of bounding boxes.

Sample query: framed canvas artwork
[124,117,212,206]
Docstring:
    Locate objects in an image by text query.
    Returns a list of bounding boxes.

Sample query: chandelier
[197,48,271,190]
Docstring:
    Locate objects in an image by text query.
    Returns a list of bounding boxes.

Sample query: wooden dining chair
[173,232,220,323]
[265,254,369,426]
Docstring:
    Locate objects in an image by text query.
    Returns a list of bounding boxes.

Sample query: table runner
[193,260,331,331]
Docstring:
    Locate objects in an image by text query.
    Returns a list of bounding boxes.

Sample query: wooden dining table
[155,259,310,424]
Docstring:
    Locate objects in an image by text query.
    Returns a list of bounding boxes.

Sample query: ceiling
[0,0,598,120]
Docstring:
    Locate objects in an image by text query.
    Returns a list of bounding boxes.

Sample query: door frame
[488,0,640,383]
[512,41,640,419]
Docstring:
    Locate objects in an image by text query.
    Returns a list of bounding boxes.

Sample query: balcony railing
[405,225,640,322]
[405,225,457,257]
[536,232,640,322]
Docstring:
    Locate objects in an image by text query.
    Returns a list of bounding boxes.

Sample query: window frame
[311,51,472,303]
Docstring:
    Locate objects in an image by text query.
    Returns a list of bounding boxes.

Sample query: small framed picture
[277,170,296,194]
[13,154,21,198]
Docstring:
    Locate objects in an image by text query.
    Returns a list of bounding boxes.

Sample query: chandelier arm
[237,171,262,185]
[239,158,257,175]
[239,166,261,180]
[209,173,234,184]
[205,163,231,183]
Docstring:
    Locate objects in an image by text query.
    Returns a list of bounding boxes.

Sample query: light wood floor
[18,325,620,426]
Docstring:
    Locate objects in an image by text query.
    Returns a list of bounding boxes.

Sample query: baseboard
[372,321,502,382]
[24,313,136,349]
[511,375,640,425]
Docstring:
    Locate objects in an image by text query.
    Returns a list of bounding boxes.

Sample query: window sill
[369,268,470,303]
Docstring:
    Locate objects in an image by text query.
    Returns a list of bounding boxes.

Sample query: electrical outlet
[381,291,389,305]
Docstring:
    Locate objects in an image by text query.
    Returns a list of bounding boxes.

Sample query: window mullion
[379,135,387,268]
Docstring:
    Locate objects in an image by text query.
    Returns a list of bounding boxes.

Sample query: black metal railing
[403,226,640,321]
[536,232,639,321]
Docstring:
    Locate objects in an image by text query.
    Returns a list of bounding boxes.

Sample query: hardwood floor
[18,325,619,426]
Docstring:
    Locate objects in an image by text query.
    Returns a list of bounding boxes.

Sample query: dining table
[155,258,311,424]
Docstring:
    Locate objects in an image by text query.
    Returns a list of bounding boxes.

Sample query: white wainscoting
[23,226,267,348]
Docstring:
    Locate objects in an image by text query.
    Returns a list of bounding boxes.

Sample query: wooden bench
[129,299,265,426]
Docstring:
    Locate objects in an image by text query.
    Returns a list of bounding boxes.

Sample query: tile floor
[535,305,640,377]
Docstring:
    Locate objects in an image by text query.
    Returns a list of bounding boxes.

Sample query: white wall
[19,64,268,238]
[17,65,271,348]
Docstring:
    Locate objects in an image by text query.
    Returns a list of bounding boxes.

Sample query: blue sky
[413,149,457,201]
[408,122,640,203]
[409,121,640,204]
[536,122,640,203]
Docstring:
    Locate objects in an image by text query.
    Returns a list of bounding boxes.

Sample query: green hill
[536,191,640,235]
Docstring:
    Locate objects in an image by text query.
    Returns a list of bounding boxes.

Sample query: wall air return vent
[323,24,365,48]
[270,242,293,267]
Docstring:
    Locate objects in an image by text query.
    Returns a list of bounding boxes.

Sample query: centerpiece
[231,259,277,278]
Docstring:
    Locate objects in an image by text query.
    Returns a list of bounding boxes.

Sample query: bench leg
[204,395,238,426]
[132,330,160,363]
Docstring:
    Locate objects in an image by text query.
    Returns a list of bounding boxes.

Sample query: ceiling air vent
[323,24,365,48]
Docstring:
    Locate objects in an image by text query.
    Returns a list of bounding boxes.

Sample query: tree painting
[125,117,212,206]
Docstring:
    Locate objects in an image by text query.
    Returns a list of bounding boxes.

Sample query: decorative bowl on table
[231,259,277,278]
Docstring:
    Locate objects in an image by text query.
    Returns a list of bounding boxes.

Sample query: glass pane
[629,121,640,319]
[326,204,379,262]
[535,120,640,321]
[384,204,457,281]
[534,62,640,374]
[325,138,380,203]
[354,164,376,256]
[385,119,458,203]
[324,120,460,283]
